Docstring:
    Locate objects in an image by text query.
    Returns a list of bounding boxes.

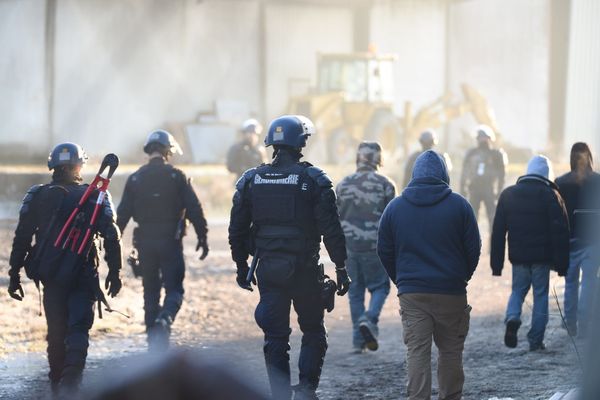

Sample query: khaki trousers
[400,293,471,400]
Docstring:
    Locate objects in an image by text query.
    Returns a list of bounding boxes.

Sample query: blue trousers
[255,261,327,400]
[505,264,550,347]
[43,278,96,384]
[138,237,185,328]
[346,250,390,348]
[564,242,600,332]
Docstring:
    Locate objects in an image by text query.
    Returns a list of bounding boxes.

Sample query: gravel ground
[0,220,582,400]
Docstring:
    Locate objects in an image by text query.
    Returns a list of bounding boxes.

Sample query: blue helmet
[47,142,88,170]
[143,129,183,155]
[265,115,315,148]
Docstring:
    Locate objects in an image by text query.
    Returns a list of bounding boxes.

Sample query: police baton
[246,253,259,286]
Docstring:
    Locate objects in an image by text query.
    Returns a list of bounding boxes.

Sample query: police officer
[228,115,350,400]
[226,118,268,178]
[7,143,123,392]
[402,130,453,188]
[460,125,507,228]
[117,130,209,351]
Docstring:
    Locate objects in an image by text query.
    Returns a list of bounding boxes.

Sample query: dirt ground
[0,219,581,400]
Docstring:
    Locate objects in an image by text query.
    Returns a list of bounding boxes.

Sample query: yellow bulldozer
[287,51,499,164]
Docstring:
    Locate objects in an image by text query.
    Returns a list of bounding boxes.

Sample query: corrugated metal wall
[564,0,600,157]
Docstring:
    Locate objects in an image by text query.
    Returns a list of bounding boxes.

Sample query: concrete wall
[0,0,262,158]
[264,3,353,119]
[448,0,550,152]
[564,0,600,158]
[370,0,447,113]
[0,0,48,148]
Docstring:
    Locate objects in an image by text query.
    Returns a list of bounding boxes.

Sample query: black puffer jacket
[491,175,570,275]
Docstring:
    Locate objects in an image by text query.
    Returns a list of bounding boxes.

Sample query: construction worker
[117,130,209,351]
[7,143,123,393]
[403,130,452,188]
[336,142,396,353]
[226,118,268,178]
[228,115,350,400]
[460,125,507,228]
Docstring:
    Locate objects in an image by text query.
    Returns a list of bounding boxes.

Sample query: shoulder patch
[236,168,257,191]
[306,166,333,188]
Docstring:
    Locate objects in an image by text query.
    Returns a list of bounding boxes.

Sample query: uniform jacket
[228,148,347,268]
[117,157,208,240]
[9,178,122,281]
[460,145,506,195]
[336,165,396,252]
[226,141,268,178]
[377,150,481,295]
[491,175,570,275]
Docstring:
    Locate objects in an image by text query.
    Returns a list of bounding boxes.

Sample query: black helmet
[264,115,315,148]
[143,129,183,156]
[47,142,88,170]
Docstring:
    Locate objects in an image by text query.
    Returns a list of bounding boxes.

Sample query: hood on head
[412,150,450,184]
[526,155,553,180]
[403,150,452,206]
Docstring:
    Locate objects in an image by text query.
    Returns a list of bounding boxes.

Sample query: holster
[318,264,336,313]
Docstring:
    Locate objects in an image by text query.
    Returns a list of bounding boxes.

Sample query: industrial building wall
[0,0,48,150]
[370,0,447,113]
[448,0,550,152]
[564,0,600,157]
[0,0,262,157]
[264,3,353,119]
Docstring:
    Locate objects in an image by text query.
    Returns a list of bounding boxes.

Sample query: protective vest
[250,162,319,255]
[128,161,185,234]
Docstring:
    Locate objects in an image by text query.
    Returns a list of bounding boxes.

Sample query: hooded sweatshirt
[377,150,481,294]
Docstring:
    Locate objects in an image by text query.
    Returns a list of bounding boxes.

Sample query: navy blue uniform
[8,178,122,386]
[228,149,346,399]
[117,157,208,335]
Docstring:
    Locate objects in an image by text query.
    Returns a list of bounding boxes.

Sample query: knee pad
[263,338,291,363]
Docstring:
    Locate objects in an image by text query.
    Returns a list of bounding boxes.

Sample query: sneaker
[359,319,379,351]
[529,342,546,351]
[504,319,521,348]
[352,344,366,354]
[562,320,578,337]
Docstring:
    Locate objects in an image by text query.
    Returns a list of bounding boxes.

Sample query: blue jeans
[564,241,600,331]
[505,264,550,347]
[346,250,391,348]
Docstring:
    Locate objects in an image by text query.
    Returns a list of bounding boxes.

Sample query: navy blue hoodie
[377,150,481,294]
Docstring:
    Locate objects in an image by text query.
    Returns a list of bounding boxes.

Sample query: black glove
[105,270,122,298]
[8,269,24,301]
[236,262,256,291]
[335,267,351,296]
[196,236,209,260]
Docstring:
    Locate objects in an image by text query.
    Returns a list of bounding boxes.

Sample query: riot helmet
[475,124,496,142]
[265,115,315,148]
[47,142,88,170]
[143,129,183,156]
[241,119,263,135]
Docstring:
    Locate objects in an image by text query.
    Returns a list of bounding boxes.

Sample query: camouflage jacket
[336,165,396,252]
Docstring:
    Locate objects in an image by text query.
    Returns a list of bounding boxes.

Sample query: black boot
[148,313,172,352]
[293,384,319,400]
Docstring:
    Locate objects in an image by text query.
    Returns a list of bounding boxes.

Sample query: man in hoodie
[491,155,569,351]
[378,150,480,400]
[336,142,396,353]
[555,143,600,336]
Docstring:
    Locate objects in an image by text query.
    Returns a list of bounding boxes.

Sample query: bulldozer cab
[317,53,396,104]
